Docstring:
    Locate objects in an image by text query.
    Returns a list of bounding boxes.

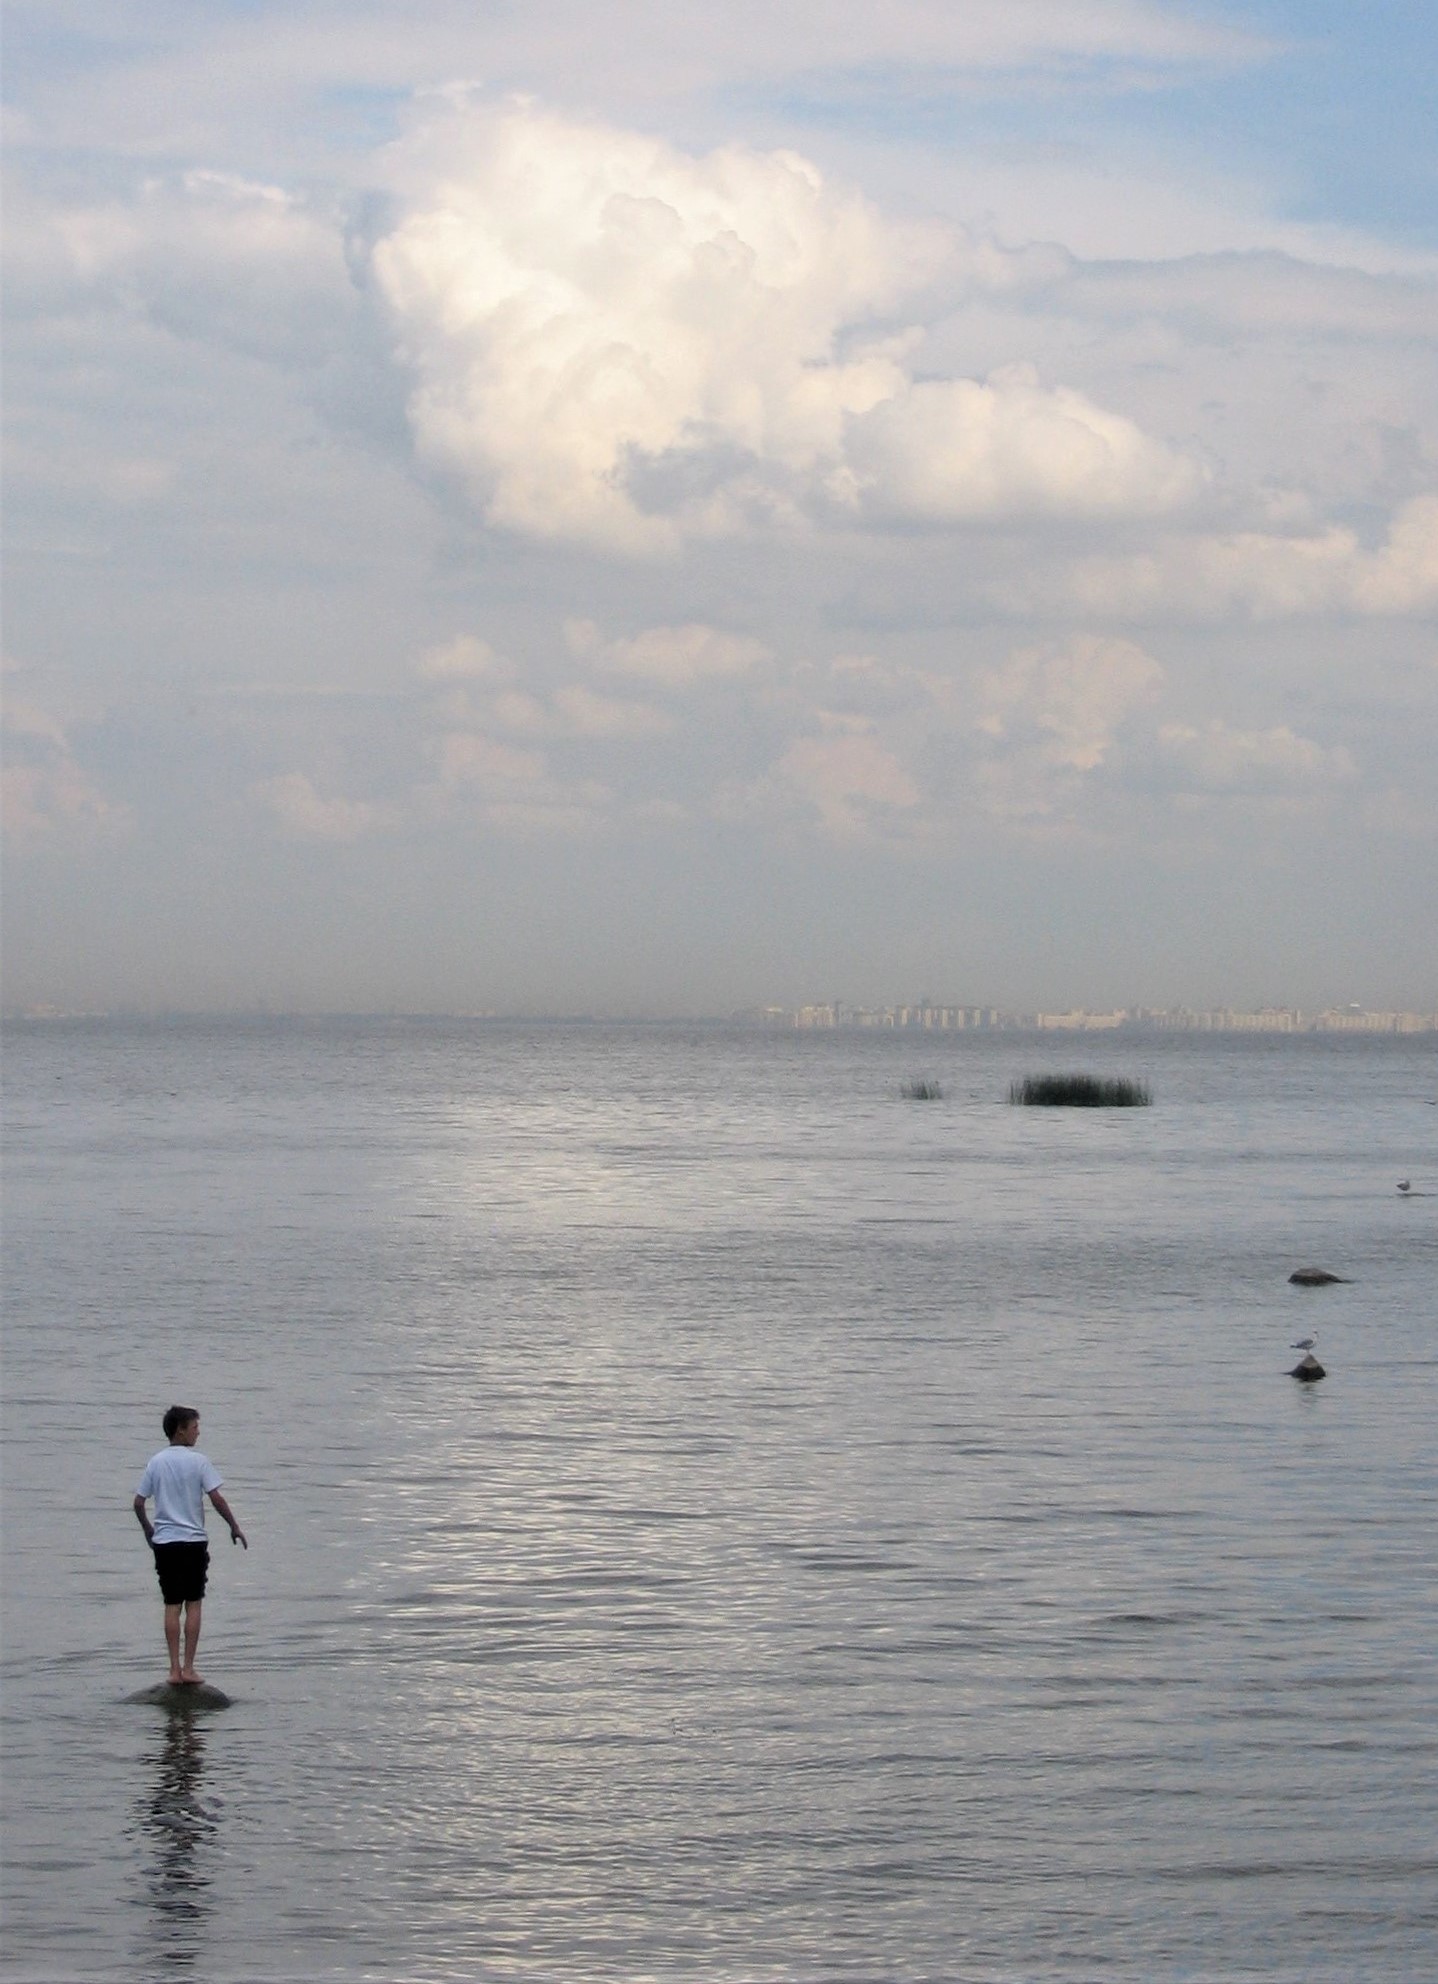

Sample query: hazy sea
[3,1018,1436,1983]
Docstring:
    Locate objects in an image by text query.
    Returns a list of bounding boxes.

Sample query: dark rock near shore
[1288,1268,1350,1286]
[1288,1353,1327,1382]
[126,1681,232,1710]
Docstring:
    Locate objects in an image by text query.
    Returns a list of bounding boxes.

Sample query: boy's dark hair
[163,1405,200,1440]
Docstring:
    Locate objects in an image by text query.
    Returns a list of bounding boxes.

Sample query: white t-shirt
[137,1446,223,1544]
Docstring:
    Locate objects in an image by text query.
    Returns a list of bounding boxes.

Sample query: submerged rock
[1288,1353,1327,1382]
[126,1681,232,1711]
[1288,1268,1350,1286]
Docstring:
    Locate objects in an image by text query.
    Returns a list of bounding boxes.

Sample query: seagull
[1290,1332,1319,1353]
[1398,1179,1412,1194]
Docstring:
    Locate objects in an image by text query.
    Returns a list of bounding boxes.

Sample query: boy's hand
[230,1526,248,1549]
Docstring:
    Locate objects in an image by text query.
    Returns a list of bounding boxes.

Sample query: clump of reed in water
[1009,1073,1151,1107]
[900,1079,943,1101]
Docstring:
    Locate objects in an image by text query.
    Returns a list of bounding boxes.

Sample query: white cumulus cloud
[1053,494,1438,621]
[567,619,770,687]
[1157,722,1357,792]
[371,98,1197,551]
[846,364,1199,522]
[429,728,614,835]
[250,772,395,841]
[484,684,674,739]
[1,692,130,839]
[759,720,923,841]
[8,169,351,364]
[416,634,516,683]
[976,635,1163,770]
[435,733,548,788]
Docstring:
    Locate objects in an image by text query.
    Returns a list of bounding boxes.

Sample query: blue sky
[3,3,1435,1014]
[11,1,1433,241]
[1132,2,1437,245]
[742,0,1436,250]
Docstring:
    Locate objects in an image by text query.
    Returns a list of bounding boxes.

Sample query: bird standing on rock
[1288,1334,1327,1381]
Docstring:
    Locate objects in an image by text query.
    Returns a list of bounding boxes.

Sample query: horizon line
[8,1002,1438,1029]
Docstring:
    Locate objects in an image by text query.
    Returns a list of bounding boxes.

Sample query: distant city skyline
[10,998,1437,1036]
[4,4,1435,1014]
[777,1002,1438,1035]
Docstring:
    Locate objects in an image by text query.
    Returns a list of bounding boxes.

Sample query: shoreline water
[4,1021,1436,1979]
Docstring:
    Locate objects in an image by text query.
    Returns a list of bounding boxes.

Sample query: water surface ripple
[3,1021,1436,1979]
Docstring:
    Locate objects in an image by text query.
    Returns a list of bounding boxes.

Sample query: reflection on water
[133,1710,220,1963]
[4,1022,1435,1980]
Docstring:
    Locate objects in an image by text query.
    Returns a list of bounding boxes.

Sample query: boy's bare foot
[167,1671,184,1685]
[177,1671,205,1685]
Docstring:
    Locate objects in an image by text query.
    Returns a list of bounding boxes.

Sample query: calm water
[3,1019,1436,1982]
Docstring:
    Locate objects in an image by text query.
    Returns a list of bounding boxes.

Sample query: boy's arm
[133,1494,155,1545]
[208,1488,248,1548]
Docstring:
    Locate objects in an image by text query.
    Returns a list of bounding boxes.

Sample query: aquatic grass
[1009,1072,1151,1107]
[901,1079,943,1100]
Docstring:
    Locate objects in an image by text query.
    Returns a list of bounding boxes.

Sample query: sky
[3,1,1436,1016]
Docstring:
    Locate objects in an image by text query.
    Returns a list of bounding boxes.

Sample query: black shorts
[153,1542,209,1604]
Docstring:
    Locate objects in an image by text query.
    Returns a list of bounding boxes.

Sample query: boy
[133,1406,247,1685]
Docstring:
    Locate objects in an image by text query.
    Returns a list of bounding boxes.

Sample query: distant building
[1210,1007,1301,1032]
[772,1000,1436,1035]
[794,1004,838,1029]
[1312,1008,1423,1034]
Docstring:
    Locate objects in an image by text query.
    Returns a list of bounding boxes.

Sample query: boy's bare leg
[178,1600,204,1684]
[163,1604,184,1683]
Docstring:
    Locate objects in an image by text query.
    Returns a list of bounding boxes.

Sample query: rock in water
[1288,1268,1349,1286]
[126,1681,232,1710]
[1288,1353,1327,1382]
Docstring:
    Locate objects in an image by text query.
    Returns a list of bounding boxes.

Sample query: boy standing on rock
[133,1407,247,1684]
